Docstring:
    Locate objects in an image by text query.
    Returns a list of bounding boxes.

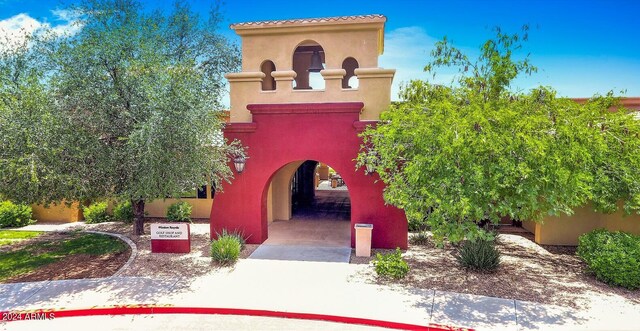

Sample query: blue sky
[1,0,639,100]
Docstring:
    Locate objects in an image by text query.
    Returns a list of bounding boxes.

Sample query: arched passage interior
[264,160,351,247]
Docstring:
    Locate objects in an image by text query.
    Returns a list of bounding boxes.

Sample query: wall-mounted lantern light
[233,156,246,174]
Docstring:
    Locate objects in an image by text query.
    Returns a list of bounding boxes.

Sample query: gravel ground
[83,220,258,278]
[350,232,640,310]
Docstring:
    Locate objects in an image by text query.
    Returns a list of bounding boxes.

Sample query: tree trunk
[133,199,145,235]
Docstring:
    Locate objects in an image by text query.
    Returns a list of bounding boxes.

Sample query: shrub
[166,201,192,222]
[409,231,431,245]
[211,230,242,264]
[408,218,425,232]
[112,200,134,223]
[83,202,111,224]
[577,229,640,290]
[218,228,247,249]
[373,248,410,279]
[456,239,501,272]
[0,201,34,228]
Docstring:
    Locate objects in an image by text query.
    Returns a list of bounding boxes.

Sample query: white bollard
[355,223,373,257]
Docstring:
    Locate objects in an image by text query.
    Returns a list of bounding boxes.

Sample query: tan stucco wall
[318,163,329,180]
[521,220,536,234]
[34,190,214,223]
[531,204,640,245]
[238,25,382,73]
[227,16,394,123]
[226,68,394,122]
[145,198,213,219]
[32,201,83,222]
[267,184,273,223]
[268,161,303,222]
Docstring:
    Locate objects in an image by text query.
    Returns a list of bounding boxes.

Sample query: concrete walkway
[264,220,351,247]
[15,221,87,232]
[250,215,352,262]
[249,244,352,262]
[251,219,352,262]
[2,257,636,330]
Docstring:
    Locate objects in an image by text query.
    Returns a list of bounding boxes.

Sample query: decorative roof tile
[231,14,386,29]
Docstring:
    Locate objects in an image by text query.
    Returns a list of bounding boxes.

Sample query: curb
[84,231,137,277]
[0,306,473,330]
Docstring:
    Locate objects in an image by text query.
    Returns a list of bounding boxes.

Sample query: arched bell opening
[292,40,326,90]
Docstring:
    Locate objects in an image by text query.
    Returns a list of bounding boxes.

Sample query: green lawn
[0,230,43,247]
[0,233,128,281]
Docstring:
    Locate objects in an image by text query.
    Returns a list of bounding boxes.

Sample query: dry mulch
[2,220,256,283]
[351,232,640,309]
[85,220,257,278]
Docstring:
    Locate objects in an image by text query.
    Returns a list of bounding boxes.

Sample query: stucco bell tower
[226,14,396,122]
[211,15,408,249]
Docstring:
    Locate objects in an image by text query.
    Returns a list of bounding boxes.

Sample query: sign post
[151,223,191,253]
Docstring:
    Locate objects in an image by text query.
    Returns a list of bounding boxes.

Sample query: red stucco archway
[210,102,407,249]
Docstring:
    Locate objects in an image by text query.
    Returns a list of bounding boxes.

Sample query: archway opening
[264,160,350,247]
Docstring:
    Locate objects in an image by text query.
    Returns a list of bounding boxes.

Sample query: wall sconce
[233,156,246,174]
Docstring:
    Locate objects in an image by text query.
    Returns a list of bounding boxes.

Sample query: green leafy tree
[0,32,88,204]
[0,34,51,202]
[1,0,243,235]
[359,27,640,244]
[51,0,243,234]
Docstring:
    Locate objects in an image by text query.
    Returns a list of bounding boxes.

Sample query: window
[341,57,359,89]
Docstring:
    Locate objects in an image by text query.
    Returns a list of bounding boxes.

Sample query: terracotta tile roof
[230,14,386,29]
[572,97,640,111]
